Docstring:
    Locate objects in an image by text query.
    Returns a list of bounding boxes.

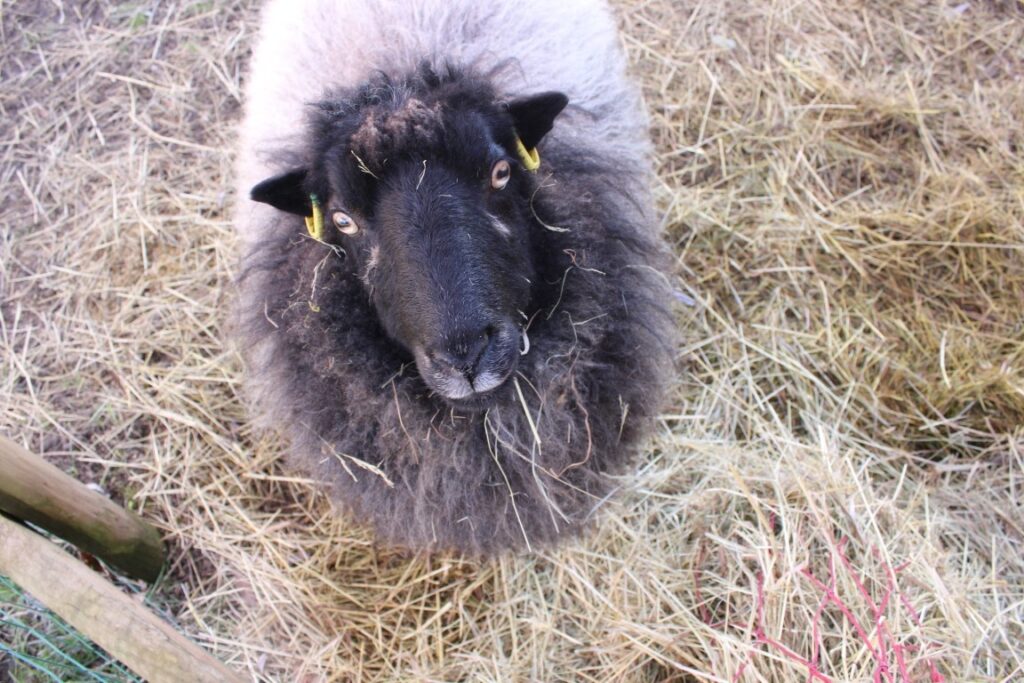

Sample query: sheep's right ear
[508,92,569,149]
[250,168,311,216]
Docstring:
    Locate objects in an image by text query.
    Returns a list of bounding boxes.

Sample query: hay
[1,0,1022,680]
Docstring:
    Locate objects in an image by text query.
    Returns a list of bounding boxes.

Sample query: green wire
[1,575,140,683]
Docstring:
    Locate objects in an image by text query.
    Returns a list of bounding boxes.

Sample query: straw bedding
[1,0,1021,680]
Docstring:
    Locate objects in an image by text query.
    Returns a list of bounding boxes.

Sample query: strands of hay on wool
[1,0,1022,681]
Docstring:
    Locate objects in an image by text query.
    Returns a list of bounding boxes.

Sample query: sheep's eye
[490,160,511,190]
[332,210,359,235]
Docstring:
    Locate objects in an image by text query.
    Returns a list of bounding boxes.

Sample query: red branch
[880,551,946,683]
[801,538,946,683]
[699,534,946,683]
[731,573,833,683]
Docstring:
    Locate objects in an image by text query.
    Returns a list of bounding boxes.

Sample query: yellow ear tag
[514,136,541,172]
[304,193,325,241]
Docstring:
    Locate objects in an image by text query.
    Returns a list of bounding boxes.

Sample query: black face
[250,71,567,407]
[343,151,534,406]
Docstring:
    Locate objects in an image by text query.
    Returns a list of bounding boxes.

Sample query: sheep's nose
[429,327,494,382]
[420,322,520,400]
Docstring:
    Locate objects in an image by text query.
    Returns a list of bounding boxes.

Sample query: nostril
[430,327,492,379]
[462,329,491,379]
[421,323,519,398]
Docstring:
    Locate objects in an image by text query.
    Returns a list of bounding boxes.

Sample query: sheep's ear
[250,168,311,216]
[508,92,569,149]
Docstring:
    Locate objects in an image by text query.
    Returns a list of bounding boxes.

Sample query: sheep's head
[250,69,568,408]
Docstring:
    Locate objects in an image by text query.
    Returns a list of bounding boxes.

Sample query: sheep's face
[250,77,567,408]
[347,149,537,408]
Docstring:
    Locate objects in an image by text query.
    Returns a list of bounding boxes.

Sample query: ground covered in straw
[2,0,1022,680]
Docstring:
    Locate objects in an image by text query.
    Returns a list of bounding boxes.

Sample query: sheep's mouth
[438,380,512,411]
[417,360,518,410]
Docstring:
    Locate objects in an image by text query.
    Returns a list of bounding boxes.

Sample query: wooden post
[0,515,246,683]
[0,434,164,582]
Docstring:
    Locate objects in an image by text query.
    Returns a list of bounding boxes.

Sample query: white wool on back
[235,0,650,245]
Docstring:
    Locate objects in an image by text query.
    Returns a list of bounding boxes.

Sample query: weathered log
[0,434,163,582]
[0,514,246,683]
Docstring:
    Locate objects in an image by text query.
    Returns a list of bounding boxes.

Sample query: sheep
[233,0,676,555]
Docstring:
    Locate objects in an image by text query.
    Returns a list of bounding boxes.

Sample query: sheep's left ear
[508,92,569,149]
[250,168,310,216]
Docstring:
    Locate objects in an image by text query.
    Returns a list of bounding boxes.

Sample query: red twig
[806,552,833,683]
[801,538,946,683]
[709,534,944,683]
[732,573,833,683]
[800,568,879,664]
[881,552,946,683]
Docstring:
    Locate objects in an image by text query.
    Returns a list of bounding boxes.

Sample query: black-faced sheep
[234,0,675,555]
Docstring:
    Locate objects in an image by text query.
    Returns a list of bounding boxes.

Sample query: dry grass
[2,0,1022,680]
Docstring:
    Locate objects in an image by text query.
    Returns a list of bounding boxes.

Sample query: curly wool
[234,0,675,555]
